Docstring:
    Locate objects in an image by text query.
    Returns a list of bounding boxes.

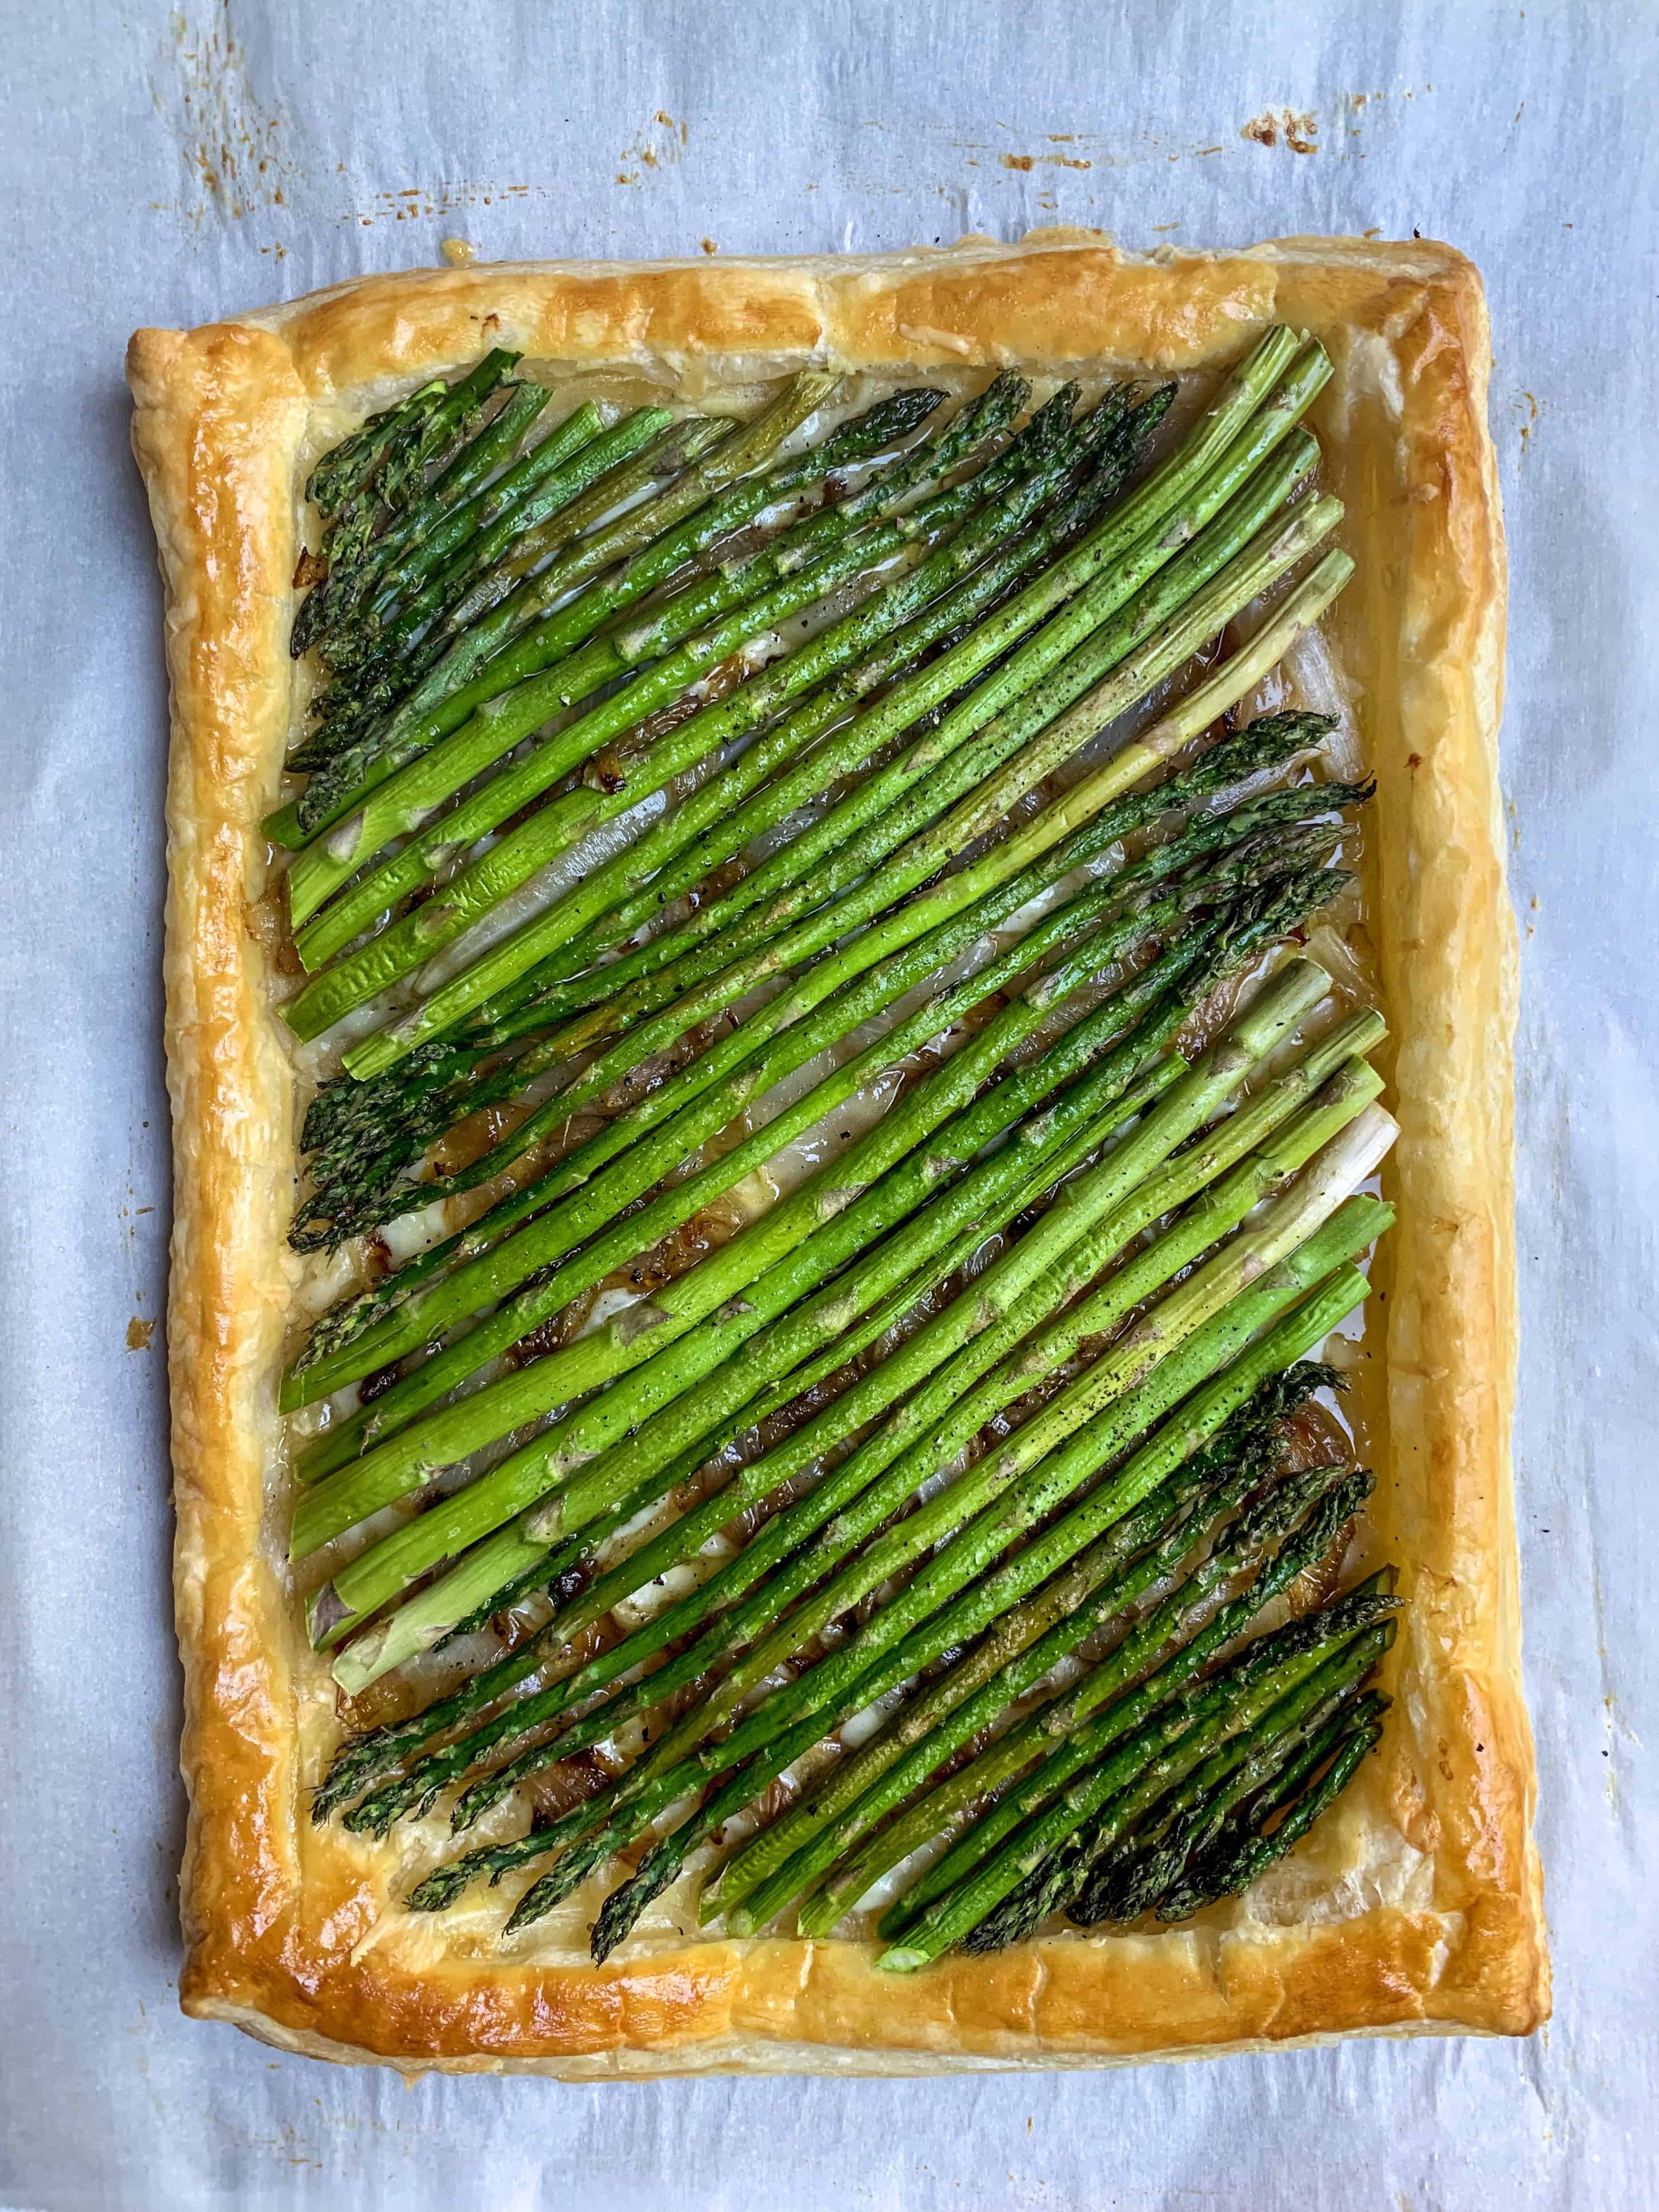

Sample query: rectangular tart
[128,231,1546,2072]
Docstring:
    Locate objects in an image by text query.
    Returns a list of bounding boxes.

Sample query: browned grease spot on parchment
[1241,108,1320,153]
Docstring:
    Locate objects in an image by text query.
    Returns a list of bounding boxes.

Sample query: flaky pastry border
[127,232,1546,2074]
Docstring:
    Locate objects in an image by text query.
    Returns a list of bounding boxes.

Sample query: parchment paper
[2,1,1654,2205]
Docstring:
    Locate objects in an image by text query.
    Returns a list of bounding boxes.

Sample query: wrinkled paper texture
[1,1,1653,2205]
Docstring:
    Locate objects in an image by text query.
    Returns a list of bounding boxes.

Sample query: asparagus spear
[395,1266,1366,1923]
[307,1013,1195,1825]
[400,1015,1378,1844]
[295,350,520,634]
[290,821,1257,1509]
[283,380,1100,990]
[288,372,862,847]
[589,1109,1395,1845]
[717,1455,1336,1939]
[280,374,1009,854]
[624,1455,1358,1956]
[296,888,1309,1588]
[421,368,1023,725]
[275,371,1017,852]
[297,896,1225,1494]
[305,708,1354,1672]
[295,873,1204,1498]
[318,918,1333,1686]
[311,1036,1184,1829]
[957,1599,1394,1955]
[886,1568,1396,1966]
[293,411,1296,1258]
[271,405,711,838]
[331,307,1285,804]
[350,367,845,662]
[304,377,449,519]
[490,1220,1387,1940]
[319,526,1350,1252]
[344,493,1343,1111]
[305,369,1326,1064]
[417,340,1320,1060]
[297,394,608,707]
[283,453,1177,1257]
[402,1217,1383,1924]
[285,379,1106,939]
[796,1367,1348,1934]
[1070,1682,1388,1924]
[292,380,556,656]
[289,726,1350,1408]
[336,1046,1193,1842]
[713,1081,1381,1932]
[1153,1700,1387,1921]
[854,1267,1383,1943]
[497,341,1330,1044]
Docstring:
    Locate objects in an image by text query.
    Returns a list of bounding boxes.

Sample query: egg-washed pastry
[127,233,1545,2074]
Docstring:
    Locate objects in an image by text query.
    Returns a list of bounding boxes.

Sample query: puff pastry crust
[128,232,1547,2074]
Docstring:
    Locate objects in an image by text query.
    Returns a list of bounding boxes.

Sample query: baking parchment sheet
[1,1,1654,2204]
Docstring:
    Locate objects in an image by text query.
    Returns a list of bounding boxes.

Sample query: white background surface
[2,2,1654,2205]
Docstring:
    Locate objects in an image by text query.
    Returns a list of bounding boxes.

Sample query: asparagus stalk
[289,725,1346,1408]
[600,1109,1396,1833]
[330,527,1350,1242]
[294,887,1220,1485]
[284,391,636,779]
[394,1227,1378,1921]
[278,371,1015,853]
[885,1567,1396,1967]
[283,381,1101,996]
[316,1012,1198,1825]
[312,1038,1185,1830]
[293,410,1298,1257]
[958,1597,1394,1955]
[317,923,1327,1686]
[286,372,862,860]
[959,1615,1394,1958]
[1153,1699,1387,1921]
[334,506,1342,1166]
[714,1078,1383,1931]
[284,457,1170,1257]
[634,1456,1359,1955]
[399,304,1284,781]
[504,341,1330,1040]
[285,379,1099,940]
[338,1050,1188,1842]
[1070,1681,1387,1925]
[318,967,1206,1693]
[418,368,1022,726]
[298,394,607,706]
[319,379,1330,1072]
[303,376,449,519]
[269,406,711,839]
[493,1218,1388,1940]
[796,1367,1346,1934]
[719,1451,1333,1940]
[295,350,520,628]
[292,391,1153,986]
[412,1009,1376,1842]
[844,1265,1383,1939]
[434,341,1319,1057]
[292,380,556,657]
[277,376,1010,854]
[295,885,1297,1583]
[348,367,844,664]
[293,865,1202,1494]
